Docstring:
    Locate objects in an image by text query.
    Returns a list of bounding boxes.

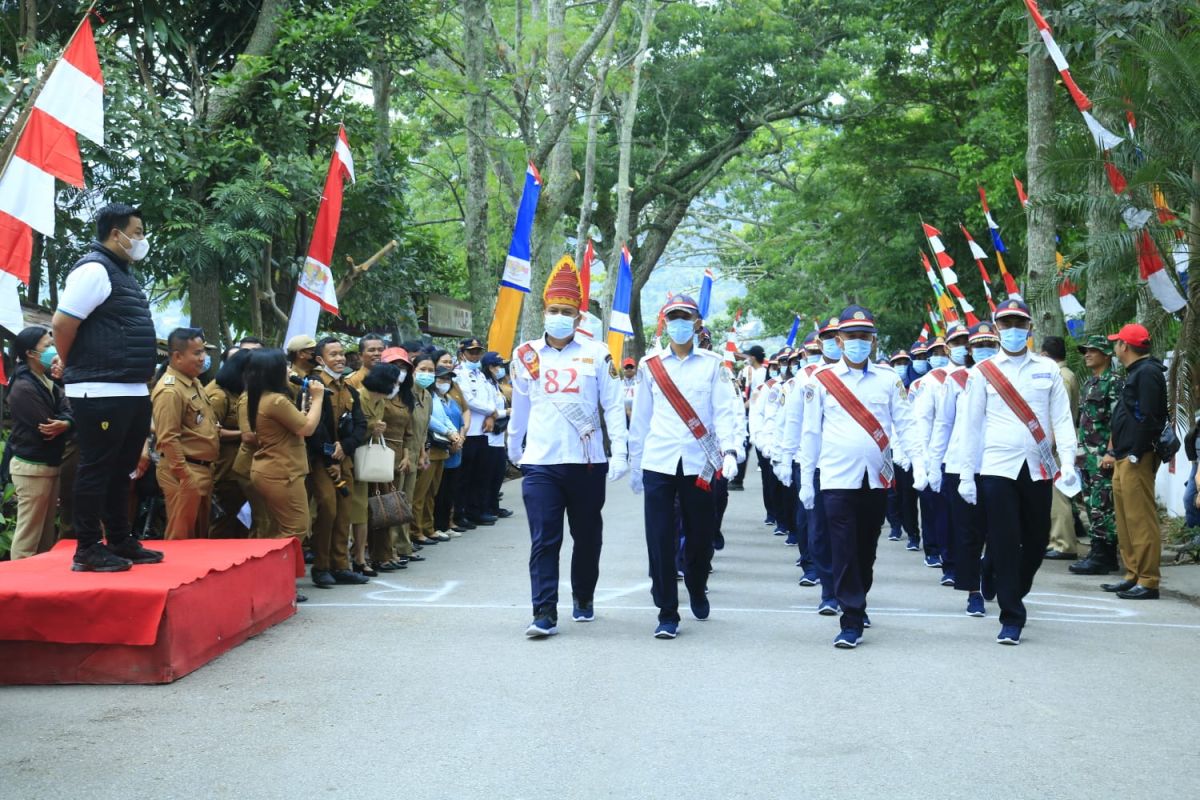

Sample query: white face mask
[397,369,408,384]
[435,381,451,395]
[320,364,342,380]
[120,231,150,261]
[388,385,400,399]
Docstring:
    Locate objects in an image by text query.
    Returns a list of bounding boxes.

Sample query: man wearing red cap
[1102,323,1167,600]
[621,357,638,426]
[508,256,628,638]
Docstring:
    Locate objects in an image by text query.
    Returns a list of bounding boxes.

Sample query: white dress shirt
[456,366,497,436]
[800,360,925,490]
[748,378,781,450]
[629,346,742,476]
[928,365,970,474]
[485,380,507,447]
[778,362,824,466]
[507,335,627,466]
[960,350,1077,480]
[909,368,948,460]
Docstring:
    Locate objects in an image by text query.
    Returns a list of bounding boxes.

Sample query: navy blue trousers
[822,481,888,633]
[893,464,920,542]
[645,464,716,623]
[943,471,985,593]
[979,464,1051,628]
[791,462,812,570]
[806,470,835,602]
[918,486,949,564]
[757,447,778,522]
[522,463,608,615]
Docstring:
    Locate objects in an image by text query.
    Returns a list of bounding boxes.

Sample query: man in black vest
[52,204,163,572]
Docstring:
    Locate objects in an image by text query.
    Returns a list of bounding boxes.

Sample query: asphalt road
[4,466,1200,800]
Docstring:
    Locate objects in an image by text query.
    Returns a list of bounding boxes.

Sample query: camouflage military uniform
[1078,368,1123,544]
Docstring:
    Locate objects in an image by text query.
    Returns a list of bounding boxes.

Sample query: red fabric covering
[0,539,303,646]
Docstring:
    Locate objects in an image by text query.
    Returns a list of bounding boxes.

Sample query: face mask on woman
[415,372,435,389]
[821,339,841,361]
[397,369,408,384]
[38,345,57,370]
[494,367,506,381]
[949,345,968,365]
[435,381,451,395]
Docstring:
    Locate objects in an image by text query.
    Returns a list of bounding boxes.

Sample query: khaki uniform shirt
[248,392,311,478]
[205,381,241,483]
[152,365,219,477]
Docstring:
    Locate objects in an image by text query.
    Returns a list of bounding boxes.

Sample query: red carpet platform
[0,538,304,685]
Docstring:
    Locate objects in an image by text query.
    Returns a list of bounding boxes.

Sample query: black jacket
[1110,357,1167,459]
[62,243,157,385]
[6,365,74,466]
[305,379,367,466]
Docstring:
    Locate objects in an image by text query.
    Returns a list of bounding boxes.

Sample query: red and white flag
[922,222,954,270]
[285,125,355,342]
[1137,230,1187,313]
[960,224,997,315]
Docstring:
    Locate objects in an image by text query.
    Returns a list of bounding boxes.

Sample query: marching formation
[511,260,1170,648]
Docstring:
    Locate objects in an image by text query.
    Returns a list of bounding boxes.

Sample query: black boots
[1070,536,1119,575]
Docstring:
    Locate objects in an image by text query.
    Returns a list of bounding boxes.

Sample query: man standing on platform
[800,305,926,648]
[959,298,1078,644]
[630,295,742,639]
[1102,323,1167,600]
[152,328,220,539]
[1070,336,1123,576]
[508,258,628,638]
[53,203,163,572]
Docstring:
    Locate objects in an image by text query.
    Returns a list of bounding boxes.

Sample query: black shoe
[1116,585,1159,600]
[106,537,164,564]
[312,570,336,588]
[713,531,725,551]
[354,562,379,577]
[496,508,514,518]
[454,519,477,530]
[472,514,498,526]
[1043,549,1077,561]
[405,553,425,562]
[71,543,133,573]
[303,549,315,565]
[1101,578,1137,593]
[728,481,744,491]
[332,569,369,585]
[451,525,469,533]
[1070,539,1118,575]
[372,561,399,573]
[296,593,308,603]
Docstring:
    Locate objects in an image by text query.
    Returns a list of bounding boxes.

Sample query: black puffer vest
[62,243,157,385]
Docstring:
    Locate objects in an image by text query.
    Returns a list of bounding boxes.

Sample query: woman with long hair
[357,358,413,572]
[381,347,426,564]
[433,348,471,534]
[244,349,324,553]
[5,326,72,559]
[411,352,462,546]
[206,349,253,537]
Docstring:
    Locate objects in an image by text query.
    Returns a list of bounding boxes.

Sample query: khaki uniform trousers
[1113,455,1161,589]
[9,459,60,559]
[413,460,445,541]
[252,472,310,540]
[1048,486,1077,554]
[237,474,275,538]
[158,462,214,540]
[310,464,352,571]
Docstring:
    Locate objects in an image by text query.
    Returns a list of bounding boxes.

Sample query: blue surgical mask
[972,346,999,361]
[202,354,212,373]
[544,313,576,340]
[494,367,506,380]
[666,318,695,346]
[38,346,57,370]
[912,359,930,374]
[415,372,436,389]
[805,355,820,366]
[842,339,873,364]
[821,339,841,360]
[999,327,1028,353]
[463,359,482,371]
[928,355,949,369]
[950,345,968,365]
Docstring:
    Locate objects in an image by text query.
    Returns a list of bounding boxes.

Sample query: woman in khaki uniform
[383,348,426,564]
[412,354,464,544]
[360,352,415,569]
[206,349,252,537]
[244,349,324,551]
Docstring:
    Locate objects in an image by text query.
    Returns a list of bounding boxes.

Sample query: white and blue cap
[994,297,1031,321]
[944,322,969,343]
[661,294,700,317]
[837,304,876,334]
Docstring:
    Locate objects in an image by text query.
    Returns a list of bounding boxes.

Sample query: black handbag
[428,429,452,450]
[1156,418,1181,462]
[491,415,510,434]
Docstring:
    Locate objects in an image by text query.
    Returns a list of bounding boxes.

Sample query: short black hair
[315,336,341,359]
[215,348,253,395]
[1127,342,1151,356]
[362,363,401,394]
[95,203,142,241]
[359,332,387,351]
[1040,336,1067,361]
[167,327,205,353]
[11,325,49,364]
[239,336,265,347]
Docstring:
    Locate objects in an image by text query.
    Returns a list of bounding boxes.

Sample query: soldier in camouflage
[1070,335,1124,575]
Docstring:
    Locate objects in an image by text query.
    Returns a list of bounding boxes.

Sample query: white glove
[912,460,929,492]
[896,456,911,471]
[799,480,815,510]
[958,476,977,505]
[607,458,628,483]
[928,463,943,493]
[735,447,747,464]
[1055,468,1081,498]
[722,453,738,480]
[630,467,644,495]
[778,465,793,488]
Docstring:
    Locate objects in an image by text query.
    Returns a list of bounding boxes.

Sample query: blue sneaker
[966,593,986,617]
[817,599,840,616]
[997,625,1021,645]
[798,571,820,587]
[525,615,558,638]
[906,539,920,551]
[774,526,787,536]
[785,532,798,545]
[940,571,955,586]
[888,529,902,541]
[862,614,871,629]
[833,630,860,649]
[764,516,776,526]
[654,621,678,639]
[690,594,710,621]
[924,555,943,568]
[572,601,594,622]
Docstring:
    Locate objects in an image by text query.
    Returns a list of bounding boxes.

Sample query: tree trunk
[190,268,223,345]
[462,0,493,335]
[203,0,287,127]
[18,0,37,59]
[372,60,393,168]
[603,0,657,323]
[1025,12,1063,335]
[1084,164,1119,334]
[573,26,617,268]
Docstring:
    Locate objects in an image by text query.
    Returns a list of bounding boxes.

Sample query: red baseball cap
[622,357,635,368]
[1107,323,1151,348]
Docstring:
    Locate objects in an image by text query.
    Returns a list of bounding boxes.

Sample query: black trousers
[944,472,986,593]
[894,464,921,542]
[71,395,152,550]
[458,434,489,520]
[485,445,507,514]
[776,469,796,535]
[822,480,887,633]
[434,464,461,531]
[756,447,776,521]
[979,464,1052,628]
[644,464,716,623]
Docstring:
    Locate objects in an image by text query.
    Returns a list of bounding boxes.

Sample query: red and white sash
[950,369,968,390]
[646,354,724,491]
[977,359,1059,479]
[813,368,894,488]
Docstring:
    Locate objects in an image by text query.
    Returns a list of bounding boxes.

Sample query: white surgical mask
[388,385,400,399]
[121,231,150,261]
[999,327,1029,352]
[397,369,408,384]
[949,345,968,365]
[821,339,841,360]
[544,313,577,340]
[842,339,872,364]
[494,367,506,380]
[666,318,695,345]
[320,365,342,380]
[435,381,451,395]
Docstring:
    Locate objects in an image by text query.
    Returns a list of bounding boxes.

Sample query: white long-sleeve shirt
[506,335,627,466]
[629,346,742,476]
[800,360,925,490]
[928,365,970,474]
[778,364,822,465]
[456,366,497,436]
[960,350,1077,480]
[909,368,948,461]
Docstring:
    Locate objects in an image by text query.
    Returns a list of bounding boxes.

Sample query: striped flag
[607,244,634,364]
[486,163,542,359]
[698,268,714,319]
[921,251,960,325]
[1056,251,1086,338]
[1136,230,1186,313]
[723,308,742,372]
[785,313,800,347]
[978,185,1022,299]
[960,224,997,315]
[923,223,977,324]
[1013,175,1030,209]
